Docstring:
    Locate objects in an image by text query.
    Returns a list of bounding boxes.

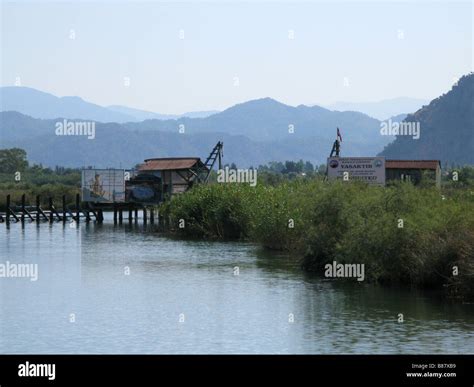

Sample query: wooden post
[6,194,10,224]
[143,207,147,224]
[92,208,104,224]
[128,205,133,223]
[119,208,123,224]
[75,194,80,223]
[134,208,138,223]
[49,197,54,223]
[84,202,91,222]
[62,195,67,222]
[36,195,40,223]
[6,194,19,223]
[113,204,117,224]
[6,195,19,222]
[36,196,48,221]
[5,195,10,224]
[20,194,34,222]
[21,194,25,223]
[150,207,154,224]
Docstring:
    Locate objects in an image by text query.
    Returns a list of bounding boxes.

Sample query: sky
[1,0,472,114]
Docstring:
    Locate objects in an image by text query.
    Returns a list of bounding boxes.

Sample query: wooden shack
[135,157,208,198]
[385,160,441,188]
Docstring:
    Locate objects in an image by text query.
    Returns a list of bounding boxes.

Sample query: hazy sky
[1,1,472,114]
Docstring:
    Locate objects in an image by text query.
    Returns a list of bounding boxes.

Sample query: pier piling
[6,194,10,224]
[62,195,67,223]
[21,194,25,223]
[36,195,40,223]
[2,194,157,227]
[75,194,80,224]
[49,197,54,223]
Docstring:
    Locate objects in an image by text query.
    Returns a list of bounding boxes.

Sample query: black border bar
[0,355,473,386]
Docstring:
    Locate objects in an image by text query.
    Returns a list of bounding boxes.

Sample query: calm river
[1,215,474,353]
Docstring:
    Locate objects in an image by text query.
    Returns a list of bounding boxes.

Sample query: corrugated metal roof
[138,157,203,171]
[386,160,440,170]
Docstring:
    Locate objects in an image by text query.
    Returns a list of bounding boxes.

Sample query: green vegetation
[207,160,327,186]
[443,166,474,188]
[0,148,80,210]
[2,147,474,299]
[161,178,474,301]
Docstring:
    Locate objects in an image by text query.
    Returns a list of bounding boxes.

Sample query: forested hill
[379,73,474,166]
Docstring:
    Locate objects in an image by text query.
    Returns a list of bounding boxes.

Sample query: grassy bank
[161,180,474,300]
[0,184,80,211]
[0,171,81,211]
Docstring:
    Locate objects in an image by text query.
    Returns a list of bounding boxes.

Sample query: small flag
[337,127,343,142]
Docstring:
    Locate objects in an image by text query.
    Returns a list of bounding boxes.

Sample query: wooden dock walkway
[0,194,156,226]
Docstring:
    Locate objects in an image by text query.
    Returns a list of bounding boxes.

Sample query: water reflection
[0,216,473,354]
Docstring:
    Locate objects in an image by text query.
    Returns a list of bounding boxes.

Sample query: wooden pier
[0,194,157,226]
[110,202,155,225]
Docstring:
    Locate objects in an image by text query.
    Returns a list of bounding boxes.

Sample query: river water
[1,215,473,354]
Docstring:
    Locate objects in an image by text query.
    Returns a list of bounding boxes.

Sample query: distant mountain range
[106,105,219,121]
[379,73,474,166]
[0,96,397,167]
[327,97,429,120]
[1,75,471,168]
[0,87,218,123]
[120,97,393,144]
[1,86,419,126]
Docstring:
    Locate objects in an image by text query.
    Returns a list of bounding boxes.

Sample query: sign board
[327,157,386,186]
[81,169,125,202]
